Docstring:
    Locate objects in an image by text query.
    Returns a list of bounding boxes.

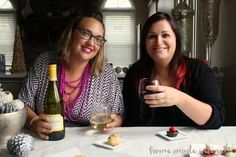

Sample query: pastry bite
[107,134,121,146]
[166,127,179,137]
[202,144,216,157]
[222,144,232,156]
[222,144,236,156]
[74,154,86,157]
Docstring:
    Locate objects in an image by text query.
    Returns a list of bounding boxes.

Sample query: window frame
[0,0,16,72]
[101,0,135,10]
[101,0,137,69]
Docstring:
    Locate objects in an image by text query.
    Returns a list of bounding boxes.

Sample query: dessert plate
[93,138,128,150]
[156,130,189,141]
[44,147,83,157]
[189,144,224,157]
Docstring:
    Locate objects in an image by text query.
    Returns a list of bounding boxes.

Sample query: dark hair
[57,10,106,75]
[140,12,187,89]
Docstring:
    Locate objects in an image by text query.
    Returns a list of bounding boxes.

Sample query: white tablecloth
[1,126,236,157]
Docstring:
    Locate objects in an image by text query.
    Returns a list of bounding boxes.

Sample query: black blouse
[122,58,224,129]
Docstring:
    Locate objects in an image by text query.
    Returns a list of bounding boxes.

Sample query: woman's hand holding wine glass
[89,105,123,131]
[89,105,113,131]
[139,78,183,108]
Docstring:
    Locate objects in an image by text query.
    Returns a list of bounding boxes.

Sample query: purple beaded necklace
[59,63,90,122]
[64,77,82,95]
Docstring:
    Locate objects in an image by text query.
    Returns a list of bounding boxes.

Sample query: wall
[15,0,99,71]
[0,74,25,98]
[212,0,236,125]
[133,0,148,25]
[15,0,148,71]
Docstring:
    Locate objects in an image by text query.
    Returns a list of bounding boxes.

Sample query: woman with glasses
[19,10,124,140]
[122,12,224,128]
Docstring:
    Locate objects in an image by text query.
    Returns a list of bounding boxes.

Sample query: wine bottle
[44,64,65,140]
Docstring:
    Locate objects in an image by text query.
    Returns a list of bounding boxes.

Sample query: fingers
[147,100,167,107]
[144,92,164,100]
[146,85,163,93]
[39,114,49,122]
[103,114,119,132]
[38,132,50,140]
[145,96,167,107]
[33,114,52,140]
[143,87,170,107]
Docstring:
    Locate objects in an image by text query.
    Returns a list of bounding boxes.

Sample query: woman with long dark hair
[123,12,224,128]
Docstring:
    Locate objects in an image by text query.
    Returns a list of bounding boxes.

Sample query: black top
[122,58,224,129]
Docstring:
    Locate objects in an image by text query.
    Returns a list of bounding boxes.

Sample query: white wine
[90,114,112,131]
[44,64,65,140]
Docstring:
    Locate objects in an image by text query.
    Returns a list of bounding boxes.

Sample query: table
[1,126,236,157]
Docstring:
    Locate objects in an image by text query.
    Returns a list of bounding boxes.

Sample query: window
[0,0,12,8]
[0,0,16,71]
[104,0,132,8]
[148,0,157,17]
[102,0,136,68]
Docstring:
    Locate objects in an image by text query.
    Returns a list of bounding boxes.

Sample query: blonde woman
[19,10,124,139]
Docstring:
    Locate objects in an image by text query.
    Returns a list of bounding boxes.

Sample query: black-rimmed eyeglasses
[76,27,106,46]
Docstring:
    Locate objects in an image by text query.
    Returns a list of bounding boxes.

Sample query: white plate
[93,138,128,150]
[44,147,84,157]
[190,144,225,157]
[156,130,189,141]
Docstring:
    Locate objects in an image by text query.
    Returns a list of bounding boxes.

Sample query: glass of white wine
[89,105,112,131]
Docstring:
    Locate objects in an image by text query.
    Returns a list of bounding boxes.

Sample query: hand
[31,113,52,140]
[103,114,123,132]
[144,85,182,108]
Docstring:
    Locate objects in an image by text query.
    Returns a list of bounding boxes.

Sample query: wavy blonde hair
[57,10,105,75]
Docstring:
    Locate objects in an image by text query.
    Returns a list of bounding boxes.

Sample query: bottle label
[46,114,64,131]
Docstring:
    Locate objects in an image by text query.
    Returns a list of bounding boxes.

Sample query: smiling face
[70,17,105,63]
[145,19,176,65]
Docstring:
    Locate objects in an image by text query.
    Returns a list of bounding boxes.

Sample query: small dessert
[202,144,216,157]
[222,144,232,156]
[107,134,121,146]
[74,154,86,157]
[222,144,236,156]
[232,148,236,153]
[166,127,179,137]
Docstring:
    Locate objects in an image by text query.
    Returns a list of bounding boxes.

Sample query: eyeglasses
[76,27,106,46]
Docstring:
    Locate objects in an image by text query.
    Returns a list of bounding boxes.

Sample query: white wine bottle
[44,64,65,140]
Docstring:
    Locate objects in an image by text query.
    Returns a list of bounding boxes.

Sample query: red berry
[169,127,177,132]
[209,150,216,155]
[222,150,227,156]
[232,148,236,153]
[203,149,216,156]
[203,149,211,155]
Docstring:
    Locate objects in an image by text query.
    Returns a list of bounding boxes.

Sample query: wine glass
[89,104,112,131]
[138,78,160,102]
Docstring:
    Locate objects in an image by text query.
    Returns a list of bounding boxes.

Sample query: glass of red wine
[138,78,160,102]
